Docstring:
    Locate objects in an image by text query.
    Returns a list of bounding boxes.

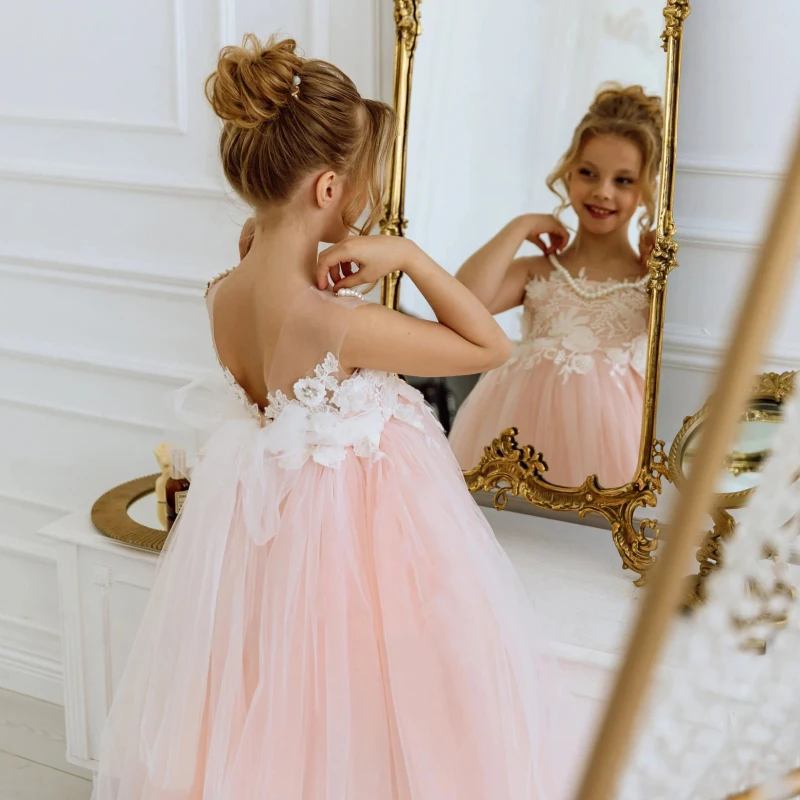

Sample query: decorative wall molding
[0,0,189,135]
[676,225,760,252]
[0,528,59,564]
[0,488,71,519]
[0,617,63,705]
[307,0,332,60]
[0,537,63,704]
[663,324,800,374]
[0,334,195,386]
[0,250,205,301]
[218,0,237,49]
[0,394,164,434]
[677,157,784,181]
[0,158,227,199]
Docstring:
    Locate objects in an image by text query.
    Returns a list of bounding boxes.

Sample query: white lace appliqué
[505,269,649,384]
[253,353,429,469]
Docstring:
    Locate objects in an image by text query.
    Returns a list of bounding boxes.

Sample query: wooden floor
[0,688,92,800]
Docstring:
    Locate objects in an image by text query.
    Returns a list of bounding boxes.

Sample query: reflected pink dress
[92,282,577,800]
[450,256,649,487]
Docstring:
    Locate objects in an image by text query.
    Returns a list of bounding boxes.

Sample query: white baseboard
[0,511,65,705]
[0,619,63,705]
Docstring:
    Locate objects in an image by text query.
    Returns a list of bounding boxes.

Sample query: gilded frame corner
[381,0,691,582]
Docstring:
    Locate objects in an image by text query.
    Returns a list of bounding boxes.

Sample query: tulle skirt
[449,358,645,488]
[92,412,577,800]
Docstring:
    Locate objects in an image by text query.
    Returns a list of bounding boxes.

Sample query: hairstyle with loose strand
[205,34,396,235]
[546,83,664,234]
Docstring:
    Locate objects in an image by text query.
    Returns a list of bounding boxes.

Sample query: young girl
[92,35,576,800]
[449,85,663,488]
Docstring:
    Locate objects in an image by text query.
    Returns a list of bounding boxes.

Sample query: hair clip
[291,75,301,98]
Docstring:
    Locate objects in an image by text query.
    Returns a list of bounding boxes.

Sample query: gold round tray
[91,474,168,552]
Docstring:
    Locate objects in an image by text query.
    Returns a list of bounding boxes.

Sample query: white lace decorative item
[618,387,800,800]
[253,352,430,469]
[506,256,650,384]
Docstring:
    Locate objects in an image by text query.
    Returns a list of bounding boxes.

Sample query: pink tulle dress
[91,279,577,800]
[449,255,649,487]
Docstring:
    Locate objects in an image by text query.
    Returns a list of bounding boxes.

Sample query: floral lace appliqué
[221,368,263,420]
[256,352,430,469]
[505,269,649,383]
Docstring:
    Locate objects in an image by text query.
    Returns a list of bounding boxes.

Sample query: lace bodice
[204,279,434,470]
[219,352,430,469]
[505,259,650,383]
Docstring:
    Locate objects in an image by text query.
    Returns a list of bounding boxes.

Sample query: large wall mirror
[380,0,690,582]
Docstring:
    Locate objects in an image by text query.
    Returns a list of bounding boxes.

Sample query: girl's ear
[315,171,338,210]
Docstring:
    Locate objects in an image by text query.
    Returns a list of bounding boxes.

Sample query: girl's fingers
[332,272,365,291]
[317,241,351,287]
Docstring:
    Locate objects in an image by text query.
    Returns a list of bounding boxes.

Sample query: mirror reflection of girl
[450,84,663,488]
[92,35,578,799]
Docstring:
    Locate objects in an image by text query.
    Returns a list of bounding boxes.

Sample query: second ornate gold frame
[669,371,796,606]
[380,0,691,583]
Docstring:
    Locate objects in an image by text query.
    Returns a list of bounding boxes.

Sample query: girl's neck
[242,207,322,286]
[565,226,636,266]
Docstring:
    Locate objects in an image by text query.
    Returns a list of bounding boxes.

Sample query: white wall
[0,0,392,703]
[658,0,800,454]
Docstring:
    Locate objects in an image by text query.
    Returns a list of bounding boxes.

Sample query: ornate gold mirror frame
[669,371,796,606]
[379,0,691,583]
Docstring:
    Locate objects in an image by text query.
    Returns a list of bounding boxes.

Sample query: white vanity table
[40,505,638,777]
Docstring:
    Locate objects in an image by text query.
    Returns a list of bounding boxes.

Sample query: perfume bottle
[165,449,191,522]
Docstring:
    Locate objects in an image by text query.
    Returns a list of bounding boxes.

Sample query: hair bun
[590,82,664,132]
[206,34,304,129]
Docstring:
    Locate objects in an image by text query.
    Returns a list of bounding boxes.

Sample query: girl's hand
[317,236,419,291]
[520,214,569,256]
[639,228,657,268]
[239,218,255,260]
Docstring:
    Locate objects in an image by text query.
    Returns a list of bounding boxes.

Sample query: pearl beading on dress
[205,266,237,297]
[205,268,367,301]
[335,288,365,300]
[548,255,649,300]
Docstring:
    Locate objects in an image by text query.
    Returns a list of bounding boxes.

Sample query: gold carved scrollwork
[465,434,669,583]
[671,371,796,608]
[661,0,691,51]
[394,0,423,54]
[647,210,679,293]
[685,508,736,608]
[752,370,796,403]
[379,0,423,309]
[462,428,548,510]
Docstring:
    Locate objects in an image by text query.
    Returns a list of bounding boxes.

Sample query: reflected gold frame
[668,371,796,606]
[380,0,690,582]
[379,0,422,307]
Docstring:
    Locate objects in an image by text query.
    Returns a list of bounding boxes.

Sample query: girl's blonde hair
[546,83,664,234]
[205,35,395,234]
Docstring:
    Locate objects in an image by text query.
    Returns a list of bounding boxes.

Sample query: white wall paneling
[656,0,800,449]
[0,497,66,703]
[0,0,389,702]
[0,0,189,134]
